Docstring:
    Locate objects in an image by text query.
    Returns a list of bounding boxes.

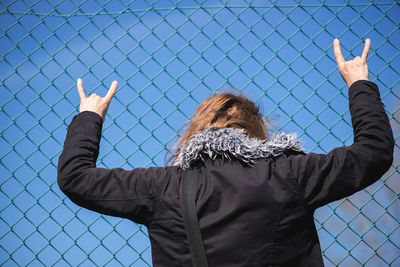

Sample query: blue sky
[0,0,399,266]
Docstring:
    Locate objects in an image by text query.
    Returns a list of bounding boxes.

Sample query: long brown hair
[167,92,271,165]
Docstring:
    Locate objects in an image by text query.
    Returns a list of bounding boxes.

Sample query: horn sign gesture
[334,38,371,88]
[77,78,118,122]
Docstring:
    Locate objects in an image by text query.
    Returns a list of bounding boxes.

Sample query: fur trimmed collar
[173,127,305,170]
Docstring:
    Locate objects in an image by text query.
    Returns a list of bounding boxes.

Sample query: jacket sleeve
[289,80,394,209]
[57,110,167,225]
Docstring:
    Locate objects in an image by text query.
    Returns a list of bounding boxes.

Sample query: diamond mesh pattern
[1,1,399,266]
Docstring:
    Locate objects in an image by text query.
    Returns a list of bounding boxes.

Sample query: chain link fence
[1,0,399,266]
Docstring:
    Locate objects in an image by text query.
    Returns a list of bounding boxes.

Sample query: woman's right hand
[333,38,371,88]
[77,78,118,122]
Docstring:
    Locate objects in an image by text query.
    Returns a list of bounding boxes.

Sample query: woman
[57,39,394,266]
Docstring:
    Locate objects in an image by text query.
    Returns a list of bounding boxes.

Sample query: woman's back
[149,158,319,266]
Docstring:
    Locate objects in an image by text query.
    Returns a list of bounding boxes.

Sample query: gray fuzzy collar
[173,127,305,170]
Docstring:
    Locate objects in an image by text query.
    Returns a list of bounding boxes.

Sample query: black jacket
[57,80,394,266]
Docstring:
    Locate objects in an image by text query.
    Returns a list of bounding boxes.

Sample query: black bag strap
[180,169,210,267]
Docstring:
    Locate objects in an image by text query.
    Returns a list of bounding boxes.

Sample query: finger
[105,81,118,102]
[333,39,345,66]
[77,78,86,100]
[361,38,371,62]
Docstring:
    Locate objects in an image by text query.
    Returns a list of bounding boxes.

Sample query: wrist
[348,79,369,88]
[79,108,104,120]
[79,110,103,121]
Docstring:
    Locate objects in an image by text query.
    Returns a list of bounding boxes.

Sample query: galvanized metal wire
[1,1,399,266]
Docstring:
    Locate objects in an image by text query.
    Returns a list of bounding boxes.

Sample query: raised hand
[77,78,118,122]
[333,38,370,88]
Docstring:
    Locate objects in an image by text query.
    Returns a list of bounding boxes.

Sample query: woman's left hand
[333,38,370,88]
[77,78,118,122]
